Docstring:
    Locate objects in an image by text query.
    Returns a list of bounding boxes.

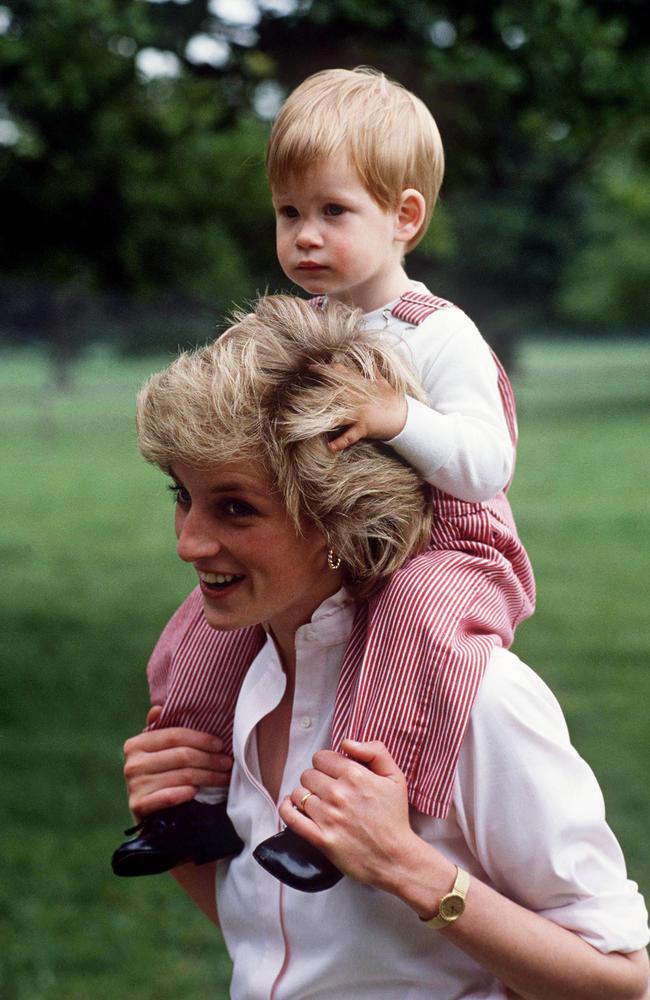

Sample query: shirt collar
[362,280,428,328]
[262,588,355,647]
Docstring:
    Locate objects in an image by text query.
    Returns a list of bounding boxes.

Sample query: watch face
[440,895,465,920]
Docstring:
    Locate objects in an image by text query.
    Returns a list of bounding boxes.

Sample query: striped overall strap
[390,289,454,325]
[391,290,518,450]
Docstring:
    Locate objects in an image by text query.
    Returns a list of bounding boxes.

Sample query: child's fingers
[328,424,365,452]
[308,361,353,376]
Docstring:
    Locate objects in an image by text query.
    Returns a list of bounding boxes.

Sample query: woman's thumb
[341,739,399,778]
[144,704,163,730]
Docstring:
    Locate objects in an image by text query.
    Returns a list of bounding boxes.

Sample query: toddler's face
[272,151,405,313]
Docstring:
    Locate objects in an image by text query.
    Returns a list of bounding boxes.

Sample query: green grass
[1,338,649,998]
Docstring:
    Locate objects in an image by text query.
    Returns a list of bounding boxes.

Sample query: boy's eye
[169,482,191,506]
[279,205,299,219]
[324,203,345,217]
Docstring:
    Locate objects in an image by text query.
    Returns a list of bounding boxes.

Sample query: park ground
[1,337,649,999]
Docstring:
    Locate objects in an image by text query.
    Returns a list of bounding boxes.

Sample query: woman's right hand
[123,706,232,821]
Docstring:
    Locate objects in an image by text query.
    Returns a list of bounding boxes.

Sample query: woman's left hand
[278,739,423,892]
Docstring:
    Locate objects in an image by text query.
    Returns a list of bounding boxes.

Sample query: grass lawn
[1,338,648,998]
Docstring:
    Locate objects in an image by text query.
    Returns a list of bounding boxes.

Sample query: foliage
[0,0,273,362]
[557,128,650,326]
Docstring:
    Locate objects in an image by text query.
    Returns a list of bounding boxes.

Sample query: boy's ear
[395,189,426,244]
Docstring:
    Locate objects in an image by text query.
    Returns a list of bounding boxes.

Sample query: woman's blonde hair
[137,295,432,598]
[266,67,444,252]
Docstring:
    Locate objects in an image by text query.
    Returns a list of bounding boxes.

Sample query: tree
[0,0,273,375]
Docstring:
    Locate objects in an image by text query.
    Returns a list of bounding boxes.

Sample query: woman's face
[171,460,338,644]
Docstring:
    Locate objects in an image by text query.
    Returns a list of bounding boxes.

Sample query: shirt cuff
[386,395,451,477]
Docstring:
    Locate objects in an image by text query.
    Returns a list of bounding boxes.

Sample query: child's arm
[330,308,514,503]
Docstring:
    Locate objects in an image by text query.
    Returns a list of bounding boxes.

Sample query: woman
[123,296,649,999]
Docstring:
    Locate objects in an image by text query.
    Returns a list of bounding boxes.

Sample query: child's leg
[333,501,535,817]
[147,594,263,801]
[112,589,264,876]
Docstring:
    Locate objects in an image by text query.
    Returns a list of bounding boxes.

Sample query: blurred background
[1,1,648,997]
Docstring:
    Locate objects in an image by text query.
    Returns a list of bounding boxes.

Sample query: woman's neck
[266,574,343,681]
[268,625,297,683]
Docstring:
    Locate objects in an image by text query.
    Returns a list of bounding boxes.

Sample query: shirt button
[299,716,312,729]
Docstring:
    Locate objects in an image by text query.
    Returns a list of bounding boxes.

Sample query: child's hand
[328,369,408,452]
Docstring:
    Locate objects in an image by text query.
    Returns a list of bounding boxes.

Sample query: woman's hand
[123,706,233,821]
[280,740,650,1000]
[278,739,426,892]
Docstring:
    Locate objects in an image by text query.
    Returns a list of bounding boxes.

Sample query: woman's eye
[168,483,191,506]
[223,499,257,518]
[324,203,345,217]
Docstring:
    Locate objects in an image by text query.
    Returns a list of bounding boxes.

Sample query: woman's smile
[197,570,245,599]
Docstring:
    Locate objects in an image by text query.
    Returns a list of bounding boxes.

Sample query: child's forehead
[272,150,366,197]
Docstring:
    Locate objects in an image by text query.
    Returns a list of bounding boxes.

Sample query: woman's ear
[395,189,426,245]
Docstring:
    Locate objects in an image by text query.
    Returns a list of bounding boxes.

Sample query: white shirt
[363,282,513,502]
[216,591,649,1000]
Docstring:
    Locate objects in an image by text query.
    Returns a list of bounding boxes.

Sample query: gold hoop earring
[327,548,341,571]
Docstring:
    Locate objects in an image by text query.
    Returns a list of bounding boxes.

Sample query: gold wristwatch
[422,865,470,929]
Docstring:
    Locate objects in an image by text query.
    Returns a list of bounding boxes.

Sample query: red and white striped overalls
[146,291,535,819]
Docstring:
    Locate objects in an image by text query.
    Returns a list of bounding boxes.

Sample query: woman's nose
[176,508,221,563]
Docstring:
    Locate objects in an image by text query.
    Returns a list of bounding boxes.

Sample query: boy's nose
[176,509,221,564]
[295,220,323,249]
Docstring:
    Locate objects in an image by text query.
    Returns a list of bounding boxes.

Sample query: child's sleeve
[387,308,514,501]
[146,587,204,709]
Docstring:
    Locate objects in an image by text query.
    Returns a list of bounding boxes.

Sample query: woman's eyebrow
[209,482,267,497]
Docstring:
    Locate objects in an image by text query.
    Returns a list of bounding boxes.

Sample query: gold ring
[298,791,313,813]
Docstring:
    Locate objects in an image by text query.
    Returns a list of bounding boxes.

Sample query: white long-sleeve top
[362,282,513,502]
[216,590,649,1000]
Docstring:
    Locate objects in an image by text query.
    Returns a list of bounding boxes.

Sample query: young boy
[112,67,535,890]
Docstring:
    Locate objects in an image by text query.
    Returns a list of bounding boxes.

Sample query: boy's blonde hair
[266,67,444,251]
[137,295,432,598]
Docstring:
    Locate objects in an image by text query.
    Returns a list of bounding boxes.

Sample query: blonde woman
[119,296,649,1000]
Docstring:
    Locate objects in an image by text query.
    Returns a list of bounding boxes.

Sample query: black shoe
[111,800,243,877]
[253,827,343,893]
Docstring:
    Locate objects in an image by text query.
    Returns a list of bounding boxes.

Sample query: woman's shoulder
[466,647,573,759]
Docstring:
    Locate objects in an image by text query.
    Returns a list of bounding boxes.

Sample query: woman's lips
[197,571,245,601]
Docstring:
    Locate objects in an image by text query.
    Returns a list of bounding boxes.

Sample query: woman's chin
[200,596,259,633]
[202,605,246,631]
